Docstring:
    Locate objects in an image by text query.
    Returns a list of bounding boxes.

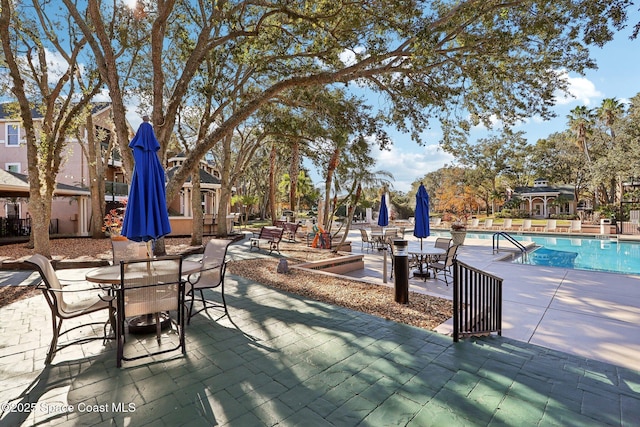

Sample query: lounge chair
[469,218,480,228]
[544,219,557,232]
[520,219,533,232]
[430,218,442,227]
[501,218,513,230]
[567,220,582,233]
[26,254,115,364]
[482,219,494,229]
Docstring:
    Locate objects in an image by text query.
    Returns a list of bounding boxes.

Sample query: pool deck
[342,230,640,371]
[1,231,639,426]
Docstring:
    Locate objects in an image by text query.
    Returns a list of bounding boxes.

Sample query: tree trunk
[85,112,107,238]
[190,170,203,246]
[268,142,277,225]
[289,140,299,213]
[323,147,340,227]
[216,133,235,236]
[333,184,361,253]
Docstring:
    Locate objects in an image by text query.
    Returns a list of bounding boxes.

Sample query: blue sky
[368,16,640,193]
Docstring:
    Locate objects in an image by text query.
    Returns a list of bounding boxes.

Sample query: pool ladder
[492,232,528,260]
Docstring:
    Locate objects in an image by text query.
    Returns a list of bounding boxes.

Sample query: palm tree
[567,106,595,163]
[596,98,624,142]
[596,98,625,203]
[279,170,314,214]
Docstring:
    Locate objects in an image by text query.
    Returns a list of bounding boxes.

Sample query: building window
[6,202,20,218]
[6,124,20,146]
[5,163,20,173]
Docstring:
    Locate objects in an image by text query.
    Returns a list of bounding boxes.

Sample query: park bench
[276,221,300,243]
[250,226,284,254]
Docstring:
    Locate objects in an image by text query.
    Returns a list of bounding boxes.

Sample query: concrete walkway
[1,235,639,426]
[341,231,640,372]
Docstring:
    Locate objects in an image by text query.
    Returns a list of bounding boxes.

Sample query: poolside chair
[482,219,494,229]
[501,218,513,230]
[117,255,185,368]
[434,237,452,262]
[469,218,480,228]
[185,238,233,324]
[427,244,459,286]
[26,254,115,364]
[359,229,375,252]
[567,220,582,233]
[520,219,533,232]
[544,219,557,232]
[431,217,442,227]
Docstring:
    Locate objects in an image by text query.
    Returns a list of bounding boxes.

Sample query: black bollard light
[393,239,409,304]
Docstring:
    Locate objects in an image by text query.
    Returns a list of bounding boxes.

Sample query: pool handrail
[492,232,528,258]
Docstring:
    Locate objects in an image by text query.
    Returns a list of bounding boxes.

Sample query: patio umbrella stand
[121,118,173,334]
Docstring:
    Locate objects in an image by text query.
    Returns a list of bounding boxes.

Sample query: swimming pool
[431,230,640,275]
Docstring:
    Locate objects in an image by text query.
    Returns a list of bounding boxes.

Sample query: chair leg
[220,281,228,317]
[155,313,161,343]
[187,290,196,325]
[46,317,63,364]
[187,285,228,324]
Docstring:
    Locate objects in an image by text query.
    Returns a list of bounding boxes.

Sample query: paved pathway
[0,236,639,426]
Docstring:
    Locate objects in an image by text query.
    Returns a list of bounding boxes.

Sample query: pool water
[431,231,640,275]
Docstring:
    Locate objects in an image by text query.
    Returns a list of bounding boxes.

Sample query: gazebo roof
[513,184,575,200]
[166,166,221,187]
[0,169,90,198]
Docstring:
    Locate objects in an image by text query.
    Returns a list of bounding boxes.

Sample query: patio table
[85,260,202,284]
[85,260,202,333]
[410,247,446,280]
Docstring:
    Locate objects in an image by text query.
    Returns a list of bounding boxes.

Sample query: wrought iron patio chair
[26,254,115,364]
[185,238,233,324]
[116,255,185,367]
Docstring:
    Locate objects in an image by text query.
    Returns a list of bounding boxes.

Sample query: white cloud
[339,47,365,67]
[555,71,602,106]
[372,143,453,193]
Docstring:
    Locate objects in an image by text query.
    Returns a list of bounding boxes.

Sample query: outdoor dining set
[26,237,233,368]
[359,226,459,285]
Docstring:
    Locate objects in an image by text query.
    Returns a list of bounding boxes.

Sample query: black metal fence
[452,260,503,342]
[0,218,60,238]
[0,217,31,238]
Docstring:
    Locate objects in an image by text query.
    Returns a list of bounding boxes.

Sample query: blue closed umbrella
[378,193,389,227]
[121,120,171,246]
[413,183,430,250]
